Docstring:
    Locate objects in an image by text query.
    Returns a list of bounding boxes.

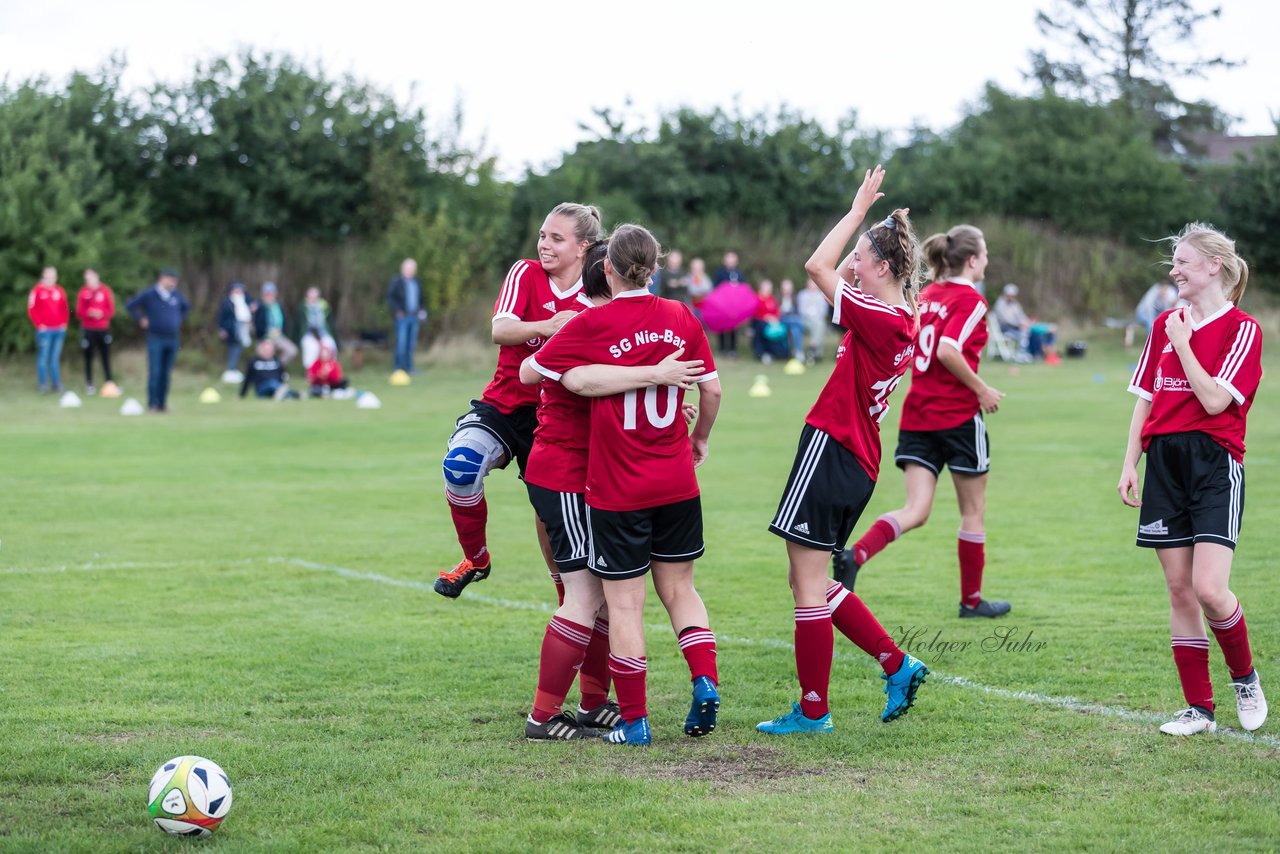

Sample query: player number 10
[623,386,679,430]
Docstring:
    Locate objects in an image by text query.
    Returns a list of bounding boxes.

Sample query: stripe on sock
[1207,603,1242,631]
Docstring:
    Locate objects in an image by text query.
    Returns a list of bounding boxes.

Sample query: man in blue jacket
[387,258,426,374]
[126,268,190,412]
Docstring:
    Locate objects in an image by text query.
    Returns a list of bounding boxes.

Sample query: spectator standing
[1136,282,1179,333]
[252,282,299,364]
[388,258,427,373]
[653,249,688,301]
[795,278,830,363]
[126,268,190,413]
[297,286,338,368]
[217,282,254,382]
[27,266,69,393]
[686,257,714,314]
[712,251,746,357]
[76,268,116,394]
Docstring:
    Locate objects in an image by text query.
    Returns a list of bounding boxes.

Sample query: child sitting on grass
[240,339,298,399]
[307,342,350,398]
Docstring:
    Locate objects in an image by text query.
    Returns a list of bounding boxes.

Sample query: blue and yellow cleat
[881,654,929,722]
[756,702,834,735]
[684,676,720,737]
[604,716,652,746]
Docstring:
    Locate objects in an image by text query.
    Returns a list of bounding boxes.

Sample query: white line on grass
[273,556,1280,751]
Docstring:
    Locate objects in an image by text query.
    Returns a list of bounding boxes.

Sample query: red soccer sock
[548,569,565,606]
[826,581,904,675]
[446,492,490,565]
[958,529,985,607]
[531,616,591,724]
[677,627,718,684]
[578,618,611,710]
[1208,602,1254,680]
[1171,637,1214,712]
[609,654,648,722]
[851,515,901,567]
[795,606,833,719]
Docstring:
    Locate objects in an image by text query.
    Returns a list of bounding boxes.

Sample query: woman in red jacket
[28,266,69,393]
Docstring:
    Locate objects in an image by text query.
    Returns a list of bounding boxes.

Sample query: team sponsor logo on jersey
[1139,519,1169,535]
[525,336,544,348]
[543,301,556,312]
[1154,369,1191,393]
[792,522,810,535]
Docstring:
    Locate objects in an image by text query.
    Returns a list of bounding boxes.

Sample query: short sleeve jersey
[529,290,719,512]
[900,279,989,431]
[481,260,585,414]
[805,278,917,480]
[1129,303,1262,463]
[524,294,597,494]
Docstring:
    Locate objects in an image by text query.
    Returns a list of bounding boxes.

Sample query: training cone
[389,369,411,386]
[748,374,772,398]
[356,391,382,409]
[59,391,82,408]
[784,358,806,375]
[199,387,222,404]
[99,381,121,398]
[221,369,244,384]
[120,398,144,416]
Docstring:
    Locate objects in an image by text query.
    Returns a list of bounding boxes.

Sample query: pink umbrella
[699,283,757,332]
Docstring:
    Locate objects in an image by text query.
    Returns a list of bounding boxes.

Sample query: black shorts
[450,399,538,475]
[895,414,990,476]
[769,424,875,552]
[587,497,704,581]
[1138,432,1244,550]
[525,482,590,572]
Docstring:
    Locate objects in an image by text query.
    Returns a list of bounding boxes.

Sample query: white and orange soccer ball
[147,755,233,837]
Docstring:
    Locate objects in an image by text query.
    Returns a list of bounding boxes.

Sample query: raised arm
[803,165,886,303]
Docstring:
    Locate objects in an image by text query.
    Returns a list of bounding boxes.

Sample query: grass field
[1,333,1278,852]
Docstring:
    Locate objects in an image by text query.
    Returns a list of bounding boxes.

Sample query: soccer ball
[147,755,233,837]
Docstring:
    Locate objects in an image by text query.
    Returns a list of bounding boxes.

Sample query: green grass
[1,333,1278,852]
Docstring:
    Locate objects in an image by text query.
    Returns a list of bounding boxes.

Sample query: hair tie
[881,215,897,230]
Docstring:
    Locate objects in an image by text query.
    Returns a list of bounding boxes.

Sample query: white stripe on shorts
[560,492,587,560]
[773,429,828,532]
[1228,457,1243,543]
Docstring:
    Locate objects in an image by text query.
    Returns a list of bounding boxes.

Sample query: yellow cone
[389,369,411,386]
[784,358,805,375]
[199,387,222,404]
[748,374,772,398]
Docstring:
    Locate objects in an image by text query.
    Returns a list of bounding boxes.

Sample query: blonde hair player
[758,166,931,736]
[1118,222,1268,736]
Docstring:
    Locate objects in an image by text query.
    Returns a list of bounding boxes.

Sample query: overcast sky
[3,0,1276,176]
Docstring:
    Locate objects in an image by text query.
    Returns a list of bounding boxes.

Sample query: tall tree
[1028,0,1240,153]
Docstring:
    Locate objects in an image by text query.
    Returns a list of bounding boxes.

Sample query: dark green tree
[1028,0,1240,153]
[1217,131,1280,278]
[0,80,149,354]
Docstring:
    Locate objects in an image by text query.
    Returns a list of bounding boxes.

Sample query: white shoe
[221,369,244,384]
[1159,707,1217,736]
[1233,672,1268,732]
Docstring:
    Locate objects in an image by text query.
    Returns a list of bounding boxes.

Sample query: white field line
[10,556,1277,749]
[275,557,1280,750]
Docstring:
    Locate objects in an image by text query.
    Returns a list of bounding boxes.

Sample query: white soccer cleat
[1159,707,1217,736]
[1233,673,1268,732]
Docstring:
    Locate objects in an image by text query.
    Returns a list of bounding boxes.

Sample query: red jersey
[530,290,718,511]
[481,260,586,414]
[76,284,116,331]
[806,278,916,480]
[1130,303,1262,464]
[307,357,345,386]
[524,294,597,494]
[900,278,988,431]
[28,284,69,328]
